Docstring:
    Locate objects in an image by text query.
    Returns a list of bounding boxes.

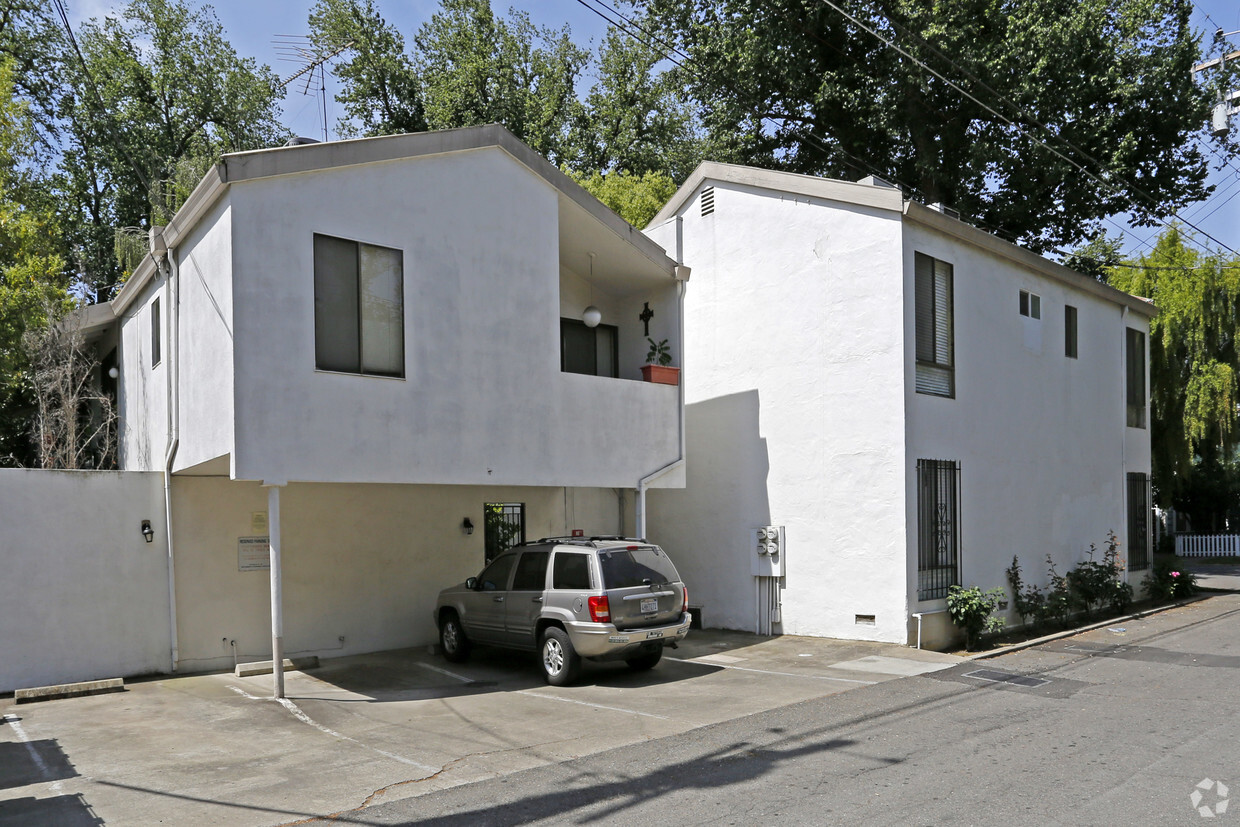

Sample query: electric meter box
[751,525,785,577]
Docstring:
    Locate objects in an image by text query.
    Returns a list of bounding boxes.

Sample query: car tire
[625,646,663,672]
[440,611,471,663]
[540,627,580,686]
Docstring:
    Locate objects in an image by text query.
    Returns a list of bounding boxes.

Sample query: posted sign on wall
[238,536,270,571]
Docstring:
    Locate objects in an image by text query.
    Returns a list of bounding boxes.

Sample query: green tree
[634,0,1219,252]
[59,0,285,299]
[1107,228,1240,528]
[567,168,677,228]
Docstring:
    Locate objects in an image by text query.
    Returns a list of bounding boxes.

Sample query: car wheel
[540,627,580,686]
[440,611,471,663]
[625,646,663,672]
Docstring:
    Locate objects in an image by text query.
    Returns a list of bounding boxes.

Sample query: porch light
[108,366,119,379]
[141,520,154,543]
[582,306,602,328]
[462,517,474,535]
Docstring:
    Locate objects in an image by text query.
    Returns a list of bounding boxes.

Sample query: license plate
[640,598,658,614]
[646,630,664,639]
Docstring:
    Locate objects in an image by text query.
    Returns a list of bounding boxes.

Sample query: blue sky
[67,0,1240,257]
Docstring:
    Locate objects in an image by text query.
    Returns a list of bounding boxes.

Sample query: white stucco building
[643,164,1154,649]
[77,125,688,679]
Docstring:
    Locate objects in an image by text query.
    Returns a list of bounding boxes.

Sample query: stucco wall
[224,146,679,488]
[171,478,624,673]
[117,277,168,472]
[0,470,170,692]
[901,220,1154,648]
[646,182,910,642]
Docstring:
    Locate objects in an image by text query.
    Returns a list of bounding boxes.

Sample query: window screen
[914,253,954,397]
[314,233,404,377]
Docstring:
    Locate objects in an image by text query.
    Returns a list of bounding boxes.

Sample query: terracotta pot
[641,364,680,385]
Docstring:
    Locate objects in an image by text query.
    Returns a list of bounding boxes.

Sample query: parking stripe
[665,657,878,684]
[2,713,62,792]
[415,662,473,683]
[515,690,670,719]
[225,685,438,772]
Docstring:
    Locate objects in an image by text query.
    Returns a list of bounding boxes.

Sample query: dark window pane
[1126,328,1146,428]
[314,235,360,372]
[151,297,161,368]
[1065,305,1078,358]
[479,554,516,591]
[599,547,679,588]
[553,552,591,589]
[561,318,597,375]
[511,551,550,591]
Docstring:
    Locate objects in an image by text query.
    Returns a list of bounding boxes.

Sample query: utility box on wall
[751,525,785,577]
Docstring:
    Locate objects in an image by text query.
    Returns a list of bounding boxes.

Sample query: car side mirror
[466,576,478,591]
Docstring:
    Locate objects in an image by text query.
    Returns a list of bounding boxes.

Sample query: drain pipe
[155,226,181,672]
[636,266,690,539]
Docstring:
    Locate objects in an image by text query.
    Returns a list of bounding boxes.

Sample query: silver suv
[434,537,691,685]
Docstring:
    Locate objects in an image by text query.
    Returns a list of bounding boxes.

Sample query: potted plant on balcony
[641,338,680,385]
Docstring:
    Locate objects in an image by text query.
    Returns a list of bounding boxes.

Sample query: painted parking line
[515,690,670,720]
[665,657,878,685]
[415,662,473,683]
[2,713,62,792]
[225,685,438,772]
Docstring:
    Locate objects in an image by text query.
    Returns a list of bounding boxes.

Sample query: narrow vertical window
[151,297,161,368]
[917,459,960,600]
[313,234,404,377]
[914,252,954,397]
[1126,328,1146,428]
[1065,305,1078,358]
[1127,472,1151,571]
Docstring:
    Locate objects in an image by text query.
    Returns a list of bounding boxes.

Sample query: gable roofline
[650,161,1155,319]
[113,124,678,315]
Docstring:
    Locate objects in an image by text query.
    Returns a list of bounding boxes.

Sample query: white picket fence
[1176,534,1240,557]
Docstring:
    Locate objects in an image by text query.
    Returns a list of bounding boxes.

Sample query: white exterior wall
[902,220,1154,647]
[226,147,679,487]
[646,182,909,641]
[171,478,622,673]
[0,470,170,692]
[172,194,235,472]
[117,278,168,471]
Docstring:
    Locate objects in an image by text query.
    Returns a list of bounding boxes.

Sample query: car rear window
[552,552,591,590]
[598,547,679,589]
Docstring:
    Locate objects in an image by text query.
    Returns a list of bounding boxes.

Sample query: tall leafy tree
[1107,228,1240,529]
[567,168,677,228]
[634,0,1219,252]
[59,0,285,299]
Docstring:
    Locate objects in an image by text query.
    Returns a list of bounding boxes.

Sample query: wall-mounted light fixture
[462,517,474,536]
[141,520,154,543]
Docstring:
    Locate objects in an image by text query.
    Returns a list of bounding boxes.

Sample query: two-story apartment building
[644,163,1153,648]
[88,125,688,679]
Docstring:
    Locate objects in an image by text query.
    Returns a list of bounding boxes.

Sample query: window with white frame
[1019,290,1041,319]
[915,252,954,397]
[313,233,404,377]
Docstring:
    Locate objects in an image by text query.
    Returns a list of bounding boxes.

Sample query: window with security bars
[484,502,525,562]
[914,253,954,397]
[1127,472,1151,571]
[1126,328,1146,428]
[917,459,960,600]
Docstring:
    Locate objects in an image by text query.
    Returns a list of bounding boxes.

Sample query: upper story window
[1126,327,1146,428]
[1019,290,1041,319]
[150,297,161,368]
[914,252,954,397]
[1065,305,1078,358]
[561,318,618,377]
[313,233,404,378]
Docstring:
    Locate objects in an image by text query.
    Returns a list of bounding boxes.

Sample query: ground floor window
[484,502,525,562]
[1127,472,1151,571]
[917,459,960,600]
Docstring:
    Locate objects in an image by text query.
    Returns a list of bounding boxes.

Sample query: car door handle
[532,597,543,603]
[493,596,505,603]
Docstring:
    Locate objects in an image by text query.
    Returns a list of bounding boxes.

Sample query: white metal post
[266,483,285,699]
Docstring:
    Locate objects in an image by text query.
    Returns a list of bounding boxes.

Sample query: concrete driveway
[0,631,959,826]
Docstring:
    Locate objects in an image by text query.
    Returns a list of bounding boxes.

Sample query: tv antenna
[273,35,354,142]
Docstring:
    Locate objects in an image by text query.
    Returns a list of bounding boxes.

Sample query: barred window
[917,459,960,600]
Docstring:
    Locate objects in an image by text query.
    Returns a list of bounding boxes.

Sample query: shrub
[1006,556,1044,627]
[1066,532,1125,619]
[1143,559,1199,602]
[946,585,1006,650]
[1042,555,1075,628]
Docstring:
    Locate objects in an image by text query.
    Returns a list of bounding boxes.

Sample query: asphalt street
[303,595,1240,826]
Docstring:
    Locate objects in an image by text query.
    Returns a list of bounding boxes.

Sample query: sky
[66,0,1240,258]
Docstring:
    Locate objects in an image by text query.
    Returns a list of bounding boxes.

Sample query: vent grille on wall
[700,186,715,217]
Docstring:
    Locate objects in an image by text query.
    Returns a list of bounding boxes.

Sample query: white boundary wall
[0,470,170,692]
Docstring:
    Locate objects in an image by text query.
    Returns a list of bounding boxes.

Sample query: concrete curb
[965,594,1212,661]
[15,678,125,704]
[234,656,319,677]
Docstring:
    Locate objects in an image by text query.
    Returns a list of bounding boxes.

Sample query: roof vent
[283,136,321,147]
[857,174,898,189]
[700,186,715,217]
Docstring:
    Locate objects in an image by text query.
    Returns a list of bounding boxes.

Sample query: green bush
[1006,556,1044,626]
[946,585,1006,651]
[1143,559,1199,602]
[1066,532,1125,619]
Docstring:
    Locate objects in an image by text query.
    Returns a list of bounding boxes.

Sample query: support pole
[265,483,285,699]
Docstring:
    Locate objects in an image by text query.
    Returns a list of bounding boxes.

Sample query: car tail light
[682,585,689,613]
[588,595,611,622]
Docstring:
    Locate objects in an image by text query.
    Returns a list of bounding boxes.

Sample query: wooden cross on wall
[639,302,654,336]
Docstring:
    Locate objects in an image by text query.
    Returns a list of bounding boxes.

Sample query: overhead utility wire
[812,0,1240,258]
